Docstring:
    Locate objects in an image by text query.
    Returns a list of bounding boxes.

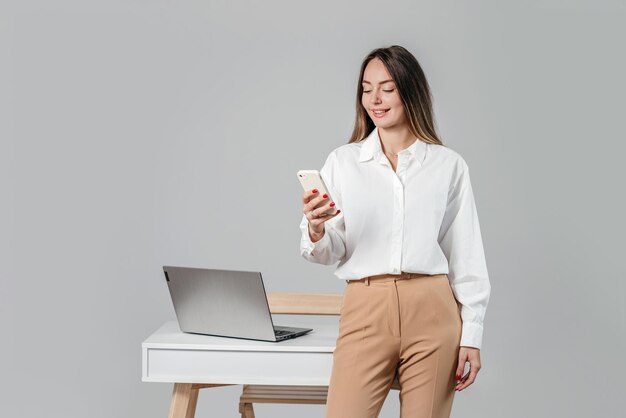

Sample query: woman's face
[361,58,407,129]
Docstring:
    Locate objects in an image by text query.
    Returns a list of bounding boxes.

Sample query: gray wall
[2,1,624,417]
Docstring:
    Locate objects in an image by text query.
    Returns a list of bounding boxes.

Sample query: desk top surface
[143,321,340,352]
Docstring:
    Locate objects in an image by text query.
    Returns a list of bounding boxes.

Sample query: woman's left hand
[455,346,481,391]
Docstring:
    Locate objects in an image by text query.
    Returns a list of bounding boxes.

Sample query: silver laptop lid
[163,266,277,341]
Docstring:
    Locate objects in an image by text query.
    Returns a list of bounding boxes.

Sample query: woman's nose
[370,91,382,104]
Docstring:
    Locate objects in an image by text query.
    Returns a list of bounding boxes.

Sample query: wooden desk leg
[239,402,255,418]
[168,383,199,418]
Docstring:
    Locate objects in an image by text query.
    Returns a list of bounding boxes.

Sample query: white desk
[142,321,339,417]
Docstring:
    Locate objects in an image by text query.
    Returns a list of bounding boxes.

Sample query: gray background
[2,0,624,417]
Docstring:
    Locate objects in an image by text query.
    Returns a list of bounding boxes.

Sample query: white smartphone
[297,170,338,216]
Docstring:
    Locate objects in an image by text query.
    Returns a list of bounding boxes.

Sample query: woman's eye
[383,89,395,93]
[363,90,371,93]
[363,89,394,93]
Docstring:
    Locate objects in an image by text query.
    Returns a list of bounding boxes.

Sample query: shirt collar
[358,126,427,166]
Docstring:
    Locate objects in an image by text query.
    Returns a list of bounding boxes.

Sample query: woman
[299,45,491,418]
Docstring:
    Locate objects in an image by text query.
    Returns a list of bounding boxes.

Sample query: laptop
[163,266,313,342]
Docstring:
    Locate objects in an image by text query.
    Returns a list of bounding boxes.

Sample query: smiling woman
[362,76,399,124]
[351,46,443,151]
[299,44,491,418]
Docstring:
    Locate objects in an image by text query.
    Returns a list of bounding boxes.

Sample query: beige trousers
[325,272,462,418]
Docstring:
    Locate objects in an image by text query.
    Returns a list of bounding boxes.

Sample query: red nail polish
[336,210,341,214]
[456,374,460,380]
[312,189,318,193]
[330,202,335,207]
[323,194,328,199]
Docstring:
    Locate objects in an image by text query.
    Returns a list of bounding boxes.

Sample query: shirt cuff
[460,321,484,349]
[300,223,332,256]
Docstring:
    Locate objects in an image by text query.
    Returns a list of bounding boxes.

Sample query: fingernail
[312,189,318,193]
[323,194,328,199]
[336,210,341,214]
[456,374,460,380]
[330,202,335,207]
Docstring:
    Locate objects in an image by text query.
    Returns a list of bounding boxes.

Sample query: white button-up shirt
[299,126,491,349]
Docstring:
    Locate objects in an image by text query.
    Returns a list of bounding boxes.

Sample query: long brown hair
[349,45,444,146]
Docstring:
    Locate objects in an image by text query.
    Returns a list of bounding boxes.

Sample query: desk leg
[239,402,255,418]
[168,383,198,418]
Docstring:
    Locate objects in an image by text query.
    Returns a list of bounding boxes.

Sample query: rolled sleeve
[299,214,345,265]
[437,160,491,349]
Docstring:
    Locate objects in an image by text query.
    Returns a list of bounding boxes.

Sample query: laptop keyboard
[274,329,291,336]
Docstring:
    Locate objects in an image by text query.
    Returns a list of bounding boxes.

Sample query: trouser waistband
[346,271,440,286]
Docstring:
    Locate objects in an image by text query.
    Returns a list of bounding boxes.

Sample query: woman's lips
[372,109,389,118]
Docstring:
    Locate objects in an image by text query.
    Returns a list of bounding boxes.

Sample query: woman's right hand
[302,189,341,242]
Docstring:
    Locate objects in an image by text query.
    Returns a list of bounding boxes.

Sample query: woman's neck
[378,125,417,155]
